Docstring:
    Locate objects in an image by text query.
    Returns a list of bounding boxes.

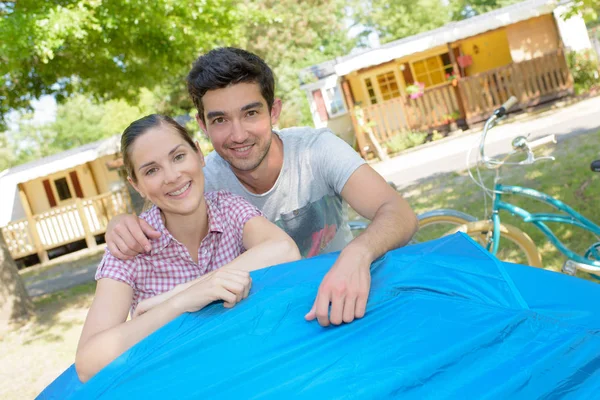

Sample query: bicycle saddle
[591,160,600,172]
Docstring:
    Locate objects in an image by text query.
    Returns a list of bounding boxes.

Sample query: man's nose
[230,119,249,143]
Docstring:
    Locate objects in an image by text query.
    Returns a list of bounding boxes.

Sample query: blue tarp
[38,233,600,399]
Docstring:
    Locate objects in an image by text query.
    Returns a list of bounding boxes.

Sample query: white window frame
[302,75,348,127]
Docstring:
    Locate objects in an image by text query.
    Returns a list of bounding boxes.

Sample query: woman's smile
[166,181,192,198]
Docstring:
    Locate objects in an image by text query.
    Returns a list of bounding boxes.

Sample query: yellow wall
[23,163,101,215]
[347,73,366,106]
[90,155,122,193]
[346,44,457,104]
[459,28,513,75]
[505,15,559,62]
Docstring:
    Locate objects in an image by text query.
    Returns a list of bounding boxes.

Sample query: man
[106,47,418,327]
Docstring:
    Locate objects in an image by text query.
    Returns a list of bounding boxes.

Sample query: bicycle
[414,97,600,276]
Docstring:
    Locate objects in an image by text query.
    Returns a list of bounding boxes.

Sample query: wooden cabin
[0,135,132,266]
[300,0,593,158]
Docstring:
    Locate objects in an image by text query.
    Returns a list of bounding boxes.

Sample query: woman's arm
[227,215,301,272]
[75,279,185,382]
[134,217,299,318]
[76,269,251,382]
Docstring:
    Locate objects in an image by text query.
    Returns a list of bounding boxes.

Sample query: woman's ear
[127,176,145,199]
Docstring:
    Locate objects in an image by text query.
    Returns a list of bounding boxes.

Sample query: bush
[566,50,600,95]
[383,130,428,154]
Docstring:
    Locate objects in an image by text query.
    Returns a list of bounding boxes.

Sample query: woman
[75,115,300,383]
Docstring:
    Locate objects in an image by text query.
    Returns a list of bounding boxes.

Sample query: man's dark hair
[187,47,275,122]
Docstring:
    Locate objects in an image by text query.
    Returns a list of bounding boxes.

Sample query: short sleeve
[310,129,366,194]
[219,192,264,242]
[95,248,136,288]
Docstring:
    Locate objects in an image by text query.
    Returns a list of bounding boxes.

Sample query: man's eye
[247,110,258,117]
[213,117,225,124]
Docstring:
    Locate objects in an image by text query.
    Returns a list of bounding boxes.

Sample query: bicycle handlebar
[478,96,555,167]
[494,96,518,118]
[479,96,518,163]
[528,134,557,150]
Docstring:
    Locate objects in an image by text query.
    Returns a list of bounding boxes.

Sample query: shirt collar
[205,192,224,233]
[146,196,224,256]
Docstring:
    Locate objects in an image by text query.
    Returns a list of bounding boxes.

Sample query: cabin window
[54,177,73,201]
[364,78,378,104]
[323,86,346,117]
[376,71,401,100]
[411,53,454,87]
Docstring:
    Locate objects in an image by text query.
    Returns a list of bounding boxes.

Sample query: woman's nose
[163,165,181,183]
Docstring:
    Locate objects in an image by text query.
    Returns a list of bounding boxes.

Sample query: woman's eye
[145,168,157,176]
[174,153,185,162]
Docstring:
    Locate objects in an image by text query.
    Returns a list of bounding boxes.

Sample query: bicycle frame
[490,183,600,267]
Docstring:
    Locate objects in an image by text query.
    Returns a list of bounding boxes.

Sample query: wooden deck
[1,187,131,262]
[352,49,573,158]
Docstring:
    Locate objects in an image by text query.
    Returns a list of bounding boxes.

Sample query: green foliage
[238,0,355,127]
[383,130,428,154]
[0,0,354,131]
[2,93,157,170]
[566,50,600,94]
[448,0,523,20]
[0,0,254,129]
[351,0,451,43]
[560,0,600,23]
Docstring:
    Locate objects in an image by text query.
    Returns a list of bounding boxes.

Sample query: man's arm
[305,164,418,327]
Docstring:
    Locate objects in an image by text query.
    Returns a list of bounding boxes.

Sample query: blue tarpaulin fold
[38,233,600,399]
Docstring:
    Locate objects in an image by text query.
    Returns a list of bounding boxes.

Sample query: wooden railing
[356,83,460,147]
[1,187,131,261]
[458,49,572,122]
[351,49,573,158]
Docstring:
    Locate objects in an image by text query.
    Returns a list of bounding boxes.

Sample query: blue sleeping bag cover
[38,233,600,399]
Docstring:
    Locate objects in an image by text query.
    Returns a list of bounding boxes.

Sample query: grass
[0,282,96,399]
[354,129,600,282]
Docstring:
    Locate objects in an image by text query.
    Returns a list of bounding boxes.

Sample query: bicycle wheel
[414,209,478,243]
[449,220,543,268]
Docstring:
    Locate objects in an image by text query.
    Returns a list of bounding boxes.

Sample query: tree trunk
[0,232,33,326]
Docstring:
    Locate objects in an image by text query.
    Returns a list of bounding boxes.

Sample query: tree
[237,0,355,127]
[0,232,33,326]
[2,92,158,170]
[448,0,523,21]
[0,0,252,129]
[350,0,451,44]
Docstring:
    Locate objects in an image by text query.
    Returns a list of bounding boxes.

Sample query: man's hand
[105,214,161,260]
[305,245,372,327]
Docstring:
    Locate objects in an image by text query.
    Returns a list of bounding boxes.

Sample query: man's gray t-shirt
[203,127,366,257]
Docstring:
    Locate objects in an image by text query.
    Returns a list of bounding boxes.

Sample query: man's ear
[196,113,207,134]
[270,98,282,126]
[127,176,145,199]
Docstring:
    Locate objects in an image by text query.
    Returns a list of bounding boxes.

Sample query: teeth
[168,182,190,196]
[233,145,252,152]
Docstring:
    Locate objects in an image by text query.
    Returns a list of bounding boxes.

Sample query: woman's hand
[174,268,252,313]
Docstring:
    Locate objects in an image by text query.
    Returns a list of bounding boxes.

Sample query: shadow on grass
[354,130,600,281]
[18,282,96,345]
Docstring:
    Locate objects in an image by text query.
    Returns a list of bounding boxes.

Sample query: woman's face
[128,124,206,217]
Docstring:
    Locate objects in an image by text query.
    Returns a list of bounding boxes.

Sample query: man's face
[197,82,281,173]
